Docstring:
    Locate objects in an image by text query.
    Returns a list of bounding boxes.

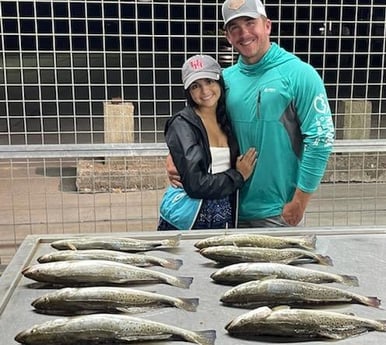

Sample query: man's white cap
[222,0,267,27]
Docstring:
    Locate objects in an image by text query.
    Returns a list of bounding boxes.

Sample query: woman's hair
[184,76,233,138]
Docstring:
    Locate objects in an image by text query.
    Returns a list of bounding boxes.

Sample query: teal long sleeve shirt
[223,43,335,221]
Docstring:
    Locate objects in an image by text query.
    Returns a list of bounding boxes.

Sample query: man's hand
[282,188,312,226]
[165,153,182,188]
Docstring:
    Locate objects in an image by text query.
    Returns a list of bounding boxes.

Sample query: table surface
[1,226,386,345]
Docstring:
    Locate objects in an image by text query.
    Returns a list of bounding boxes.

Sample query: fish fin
[161,258,183,270]
[176,297,199,311]
[340,274,359,286]
[193,330,216,345]
[260,275,278,281]
[342,312,357,316]
[272,305,291,311]
[316,254,334,266]
[175,276,193,289]
[68,243,77,250]
[163,234,181,248]
[115,306,154,314]
[302,234,317,250]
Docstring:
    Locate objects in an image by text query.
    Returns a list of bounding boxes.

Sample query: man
[167,0,334,228]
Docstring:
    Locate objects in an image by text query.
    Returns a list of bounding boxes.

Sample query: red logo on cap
[189,58,204,70]
[228,0,246,10]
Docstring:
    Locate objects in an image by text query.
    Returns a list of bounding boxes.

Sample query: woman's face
[188,78,221,110]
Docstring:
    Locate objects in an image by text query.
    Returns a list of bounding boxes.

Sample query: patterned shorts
[193,196,233,229]
[157,196,233,230]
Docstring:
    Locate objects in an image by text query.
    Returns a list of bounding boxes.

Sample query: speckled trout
[221,278,381,308]
[51,234,180,252]
[38,249,182,270]
[199,246,332,266]
[22,260,192,288]
[15,313,216,345]
[210,262,358,286]
[194,233,316,250]
[32,286,198,315]
[225,306,386,340]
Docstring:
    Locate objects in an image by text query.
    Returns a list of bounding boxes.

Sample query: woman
[158,55,256,230]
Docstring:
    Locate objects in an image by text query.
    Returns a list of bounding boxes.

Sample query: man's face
[225,16,272,65]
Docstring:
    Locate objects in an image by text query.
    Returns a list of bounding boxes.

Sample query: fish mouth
[31,297,43,307]
[14,330,28,343]
[21,266,32,276]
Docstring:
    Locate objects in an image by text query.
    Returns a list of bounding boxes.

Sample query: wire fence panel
[1,142,386,264]
[0,2,385,264]
[0,1,385,145]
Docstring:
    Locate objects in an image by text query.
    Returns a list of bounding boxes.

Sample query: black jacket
[165,105,245,212]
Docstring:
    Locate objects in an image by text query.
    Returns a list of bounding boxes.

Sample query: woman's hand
[236,148,257,181]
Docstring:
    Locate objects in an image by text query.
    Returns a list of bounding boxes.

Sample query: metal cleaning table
[1,226,386,344]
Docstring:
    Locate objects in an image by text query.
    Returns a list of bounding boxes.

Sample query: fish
[37,249,183,270]
[50,234,181,252]
[225,306,386,340]
[22,260,193,288]
[15,313,216,345]
[220,278,381,308]
[194,233,316,250]
[199,245,333,266]
[210,262,359,286]
[32,286,199,315]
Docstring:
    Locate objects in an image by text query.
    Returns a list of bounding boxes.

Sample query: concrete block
[76,157,168,193]
[338,99,372,140]
[104,100,134,164]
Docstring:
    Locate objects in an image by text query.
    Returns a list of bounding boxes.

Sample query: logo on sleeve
[313,94,329,114]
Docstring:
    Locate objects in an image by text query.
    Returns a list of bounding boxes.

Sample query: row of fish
[14,231,386,343]
[194,232,386,341]
[15,234,217,345]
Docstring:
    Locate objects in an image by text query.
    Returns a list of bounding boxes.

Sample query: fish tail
[302,234,317,250]
[176,297,199,311]
[316,254,334,266]
[161,258,183,270]
[192,330,216,345]
[173,276,193,289]
[376,320,386,331]
[162,234,181,248]
[339,274,359,286]
[363,296,382,308]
